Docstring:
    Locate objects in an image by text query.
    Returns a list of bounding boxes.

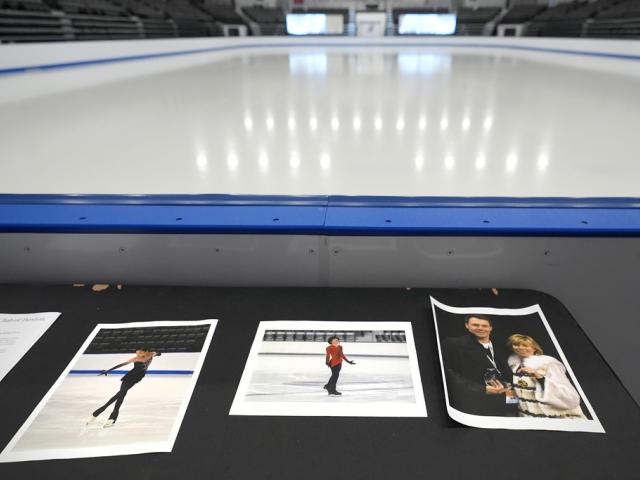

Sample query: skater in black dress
[87,348,160,428]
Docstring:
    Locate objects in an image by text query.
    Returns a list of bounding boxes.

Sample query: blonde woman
[506,334,585,419]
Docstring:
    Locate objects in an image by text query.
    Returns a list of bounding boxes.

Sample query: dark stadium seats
[524,1,592,37]
[242,6,285,35]
[2,0,640,43]
[500,4,546,24]
[201,4,244,25]
[86,325,210,354]
[0,0,69,42]
[585,0,640,38]
[53,0,141,40]
[455,7,500,35]
[164,0,220,37]
[262,330,407,344]
[123,0,177,38]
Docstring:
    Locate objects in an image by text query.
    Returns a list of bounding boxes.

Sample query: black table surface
[0,285,638,480]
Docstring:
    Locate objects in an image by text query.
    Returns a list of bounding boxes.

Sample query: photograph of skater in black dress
[87,348,160,428]
[324,336,355,396]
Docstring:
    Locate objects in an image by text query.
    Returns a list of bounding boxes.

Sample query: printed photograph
[0,319,217,463]
[230,321,427,417]
[430,298,604,433]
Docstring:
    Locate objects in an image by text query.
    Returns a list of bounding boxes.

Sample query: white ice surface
[12,376,191,452]
[245,354,415,403]
[1,43,640,197]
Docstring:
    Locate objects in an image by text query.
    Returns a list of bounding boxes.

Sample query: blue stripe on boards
[69,369,194,375]
[1,41,640,77]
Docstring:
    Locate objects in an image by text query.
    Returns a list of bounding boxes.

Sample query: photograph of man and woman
[430,298,604,433]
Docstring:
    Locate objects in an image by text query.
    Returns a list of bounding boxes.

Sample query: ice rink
[12,375,191,452]
[245,354,415,403]
[1,41,639,197]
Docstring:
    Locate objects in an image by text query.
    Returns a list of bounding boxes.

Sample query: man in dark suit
[442,314,515,416]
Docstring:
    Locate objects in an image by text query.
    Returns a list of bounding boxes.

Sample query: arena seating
[262,330,407,343]
[53,0,141,40]
[242,5,285,35]
[200,3,244,25]
[455,7,500,35]
[524,1,592,37]
[2,0,640,43]
[499,4,546,24]
[0,0,70,42]
[585,0,640,38]
[86,325,211,354]
[123,0,177,38]
[163,0,220,37]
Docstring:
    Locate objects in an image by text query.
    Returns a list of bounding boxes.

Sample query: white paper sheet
[0,312,60,383]
[230,320,427,417]
[0,319,217,463]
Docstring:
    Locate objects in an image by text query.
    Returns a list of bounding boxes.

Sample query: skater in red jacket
[324,336,355,396]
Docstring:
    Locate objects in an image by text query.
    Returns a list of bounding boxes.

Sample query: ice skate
[103,419,115,428]
[85,415,98,426]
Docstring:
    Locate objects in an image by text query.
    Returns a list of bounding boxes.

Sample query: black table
[0,285,638,479]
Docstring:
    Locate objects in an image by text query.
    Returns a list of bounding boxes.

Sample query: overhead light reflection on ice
[288,53,328,76]
[290,152,300,169]
[445,154,455,170]
[227,152,238,171]
[475,153,486,170]
[259,151,269,171]
[397,53,451,75]
[537,153,549,171]
[196,152,207,171]
[320,153,331,170]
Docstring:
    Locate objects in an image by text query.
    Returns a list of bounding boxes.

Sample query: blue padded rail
[0,194,640,236]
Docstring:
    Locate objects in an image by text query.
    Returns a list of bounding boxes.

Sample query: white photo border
[229,320,428,417]
[430,297,604,433]
[0,319,218,463]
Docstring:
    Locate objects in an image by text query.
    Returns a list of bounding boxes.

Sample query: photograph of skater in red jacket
[324,336,355,396]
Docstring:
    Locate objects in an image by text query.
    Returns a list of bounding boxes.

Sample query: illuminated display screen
[398,14,457,35]
[286,13,344,35]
